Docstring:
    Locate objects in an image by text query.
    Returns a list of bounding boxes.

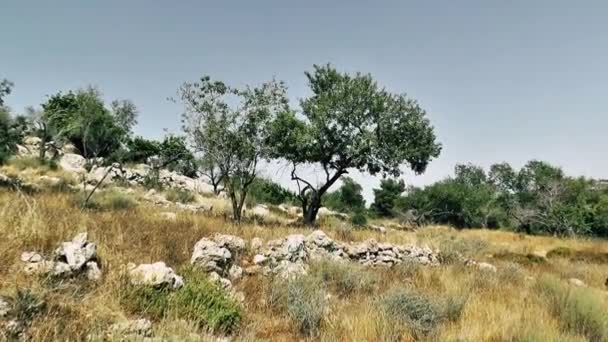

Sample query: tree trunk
[302,196,321,226]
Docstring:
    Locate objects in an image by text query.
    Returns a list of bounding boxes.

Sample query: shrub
[311,260,376,297]
[267,275,327,336]
[13,288,46,323]
[286,275,327,336]
[350,210,368,226]
[165,189,195,204]
[436,235,488,264]
[379,288,443,336]
[121,268,241,334]
[76,189,137,211]
[442,293,468,322]
[142,169,163,190]
[538,275,608,341]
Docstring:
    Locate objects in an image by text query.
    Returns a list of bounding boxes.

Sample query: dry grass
[1,188,607,341]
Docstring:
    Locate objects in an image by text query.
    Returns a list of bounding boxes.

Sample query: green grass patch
[120,268,241,334]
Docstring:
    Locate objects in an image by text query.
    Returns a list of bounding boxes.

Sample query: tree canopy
[268,64,441,224]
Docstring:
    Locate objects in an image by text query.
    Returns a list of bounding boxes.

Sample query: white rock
[213,234,246,253]
[191,238,232,272]
[477,262,497,273]
[128,262,184,289]
[306,230,334,248]
[21,251,43,263]
[253,254,268,265]
[251,204,270,217]
[86,261,102,281]
[54,233,97,271]
[59,153,87,173]
[569,278,586,287]
[250,237,263,251]
[228,265,243,281]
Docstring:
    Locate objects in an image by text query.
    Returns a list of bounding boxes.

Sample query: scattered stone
[369,224,387,234]
[108,318,153,338]
[0,297,9,317]
[4,319,24,338]
[250,237,263,251]
[213,234,246,254]
[253,254,268,265]
[191,238,232,273]
[207,272,232,290]
[251,204,270,217]
[228,265,243,281]
[21,233,101,279]
[128,262,184,289]
[569,278,586,287]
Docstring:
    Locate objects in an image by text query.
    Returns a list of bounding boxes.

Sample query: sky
[2,0,607,201]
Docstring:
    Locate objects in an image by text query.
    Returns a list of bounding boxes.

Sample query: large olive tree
[268,65,441,225]
[180,76,289,222]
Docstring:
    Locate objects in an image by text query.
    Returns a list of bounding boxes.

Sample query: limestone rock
[128,262,184,289]
[250,237,263,251]
[59,153,87,173]
[568,278,586,287]
[109,318,153,338]
[228,265,243,281]
[190,238,232,273]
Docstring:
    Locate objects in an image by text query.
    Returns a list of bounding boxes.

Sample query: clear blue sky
[2,1,607,201]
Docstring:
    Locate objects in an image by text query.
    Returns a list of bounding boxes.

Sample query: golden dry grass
[0,187,607,341]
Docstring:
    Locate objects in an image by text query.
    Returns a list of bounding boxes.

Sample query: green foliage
[42,87,136,159]
[121,268,241,334]
[268,64,441,225]
[165,189,195,204]
[351,210,368,226]
[0,78,13,106]
[247,177,296,205]
[323,177,365,213]
[0,106,26,164]
[538,275,608,341]
[180,76,289,222]
[397,161,608,237]
[371,178,406,217]
[13,288,46,323]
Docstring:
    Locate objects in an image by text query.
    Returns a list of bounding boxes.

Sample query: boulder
[54,232,97,271]
[128,262,184,289]
[213,234,246,254]
[251,204,270,217]
[253,254,268,265]
[228,265,243,281]
[191,238,232,273]
[59,153,87,173]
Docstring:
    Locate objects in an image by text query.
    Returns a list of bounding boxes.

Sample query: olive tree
[268,65,441,225]
[180,76,289,222]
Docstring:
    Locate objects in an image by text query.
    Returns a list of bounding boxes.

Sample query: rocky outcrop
[127,262,184,289]
[21,233,101,280]
[59,153,87,174]
[143,189,213,213]
[108,318,153,339]
[252,230,440,278]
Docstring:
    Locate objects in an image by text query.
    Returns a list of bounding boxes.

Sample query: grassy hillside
[1,184,607,340]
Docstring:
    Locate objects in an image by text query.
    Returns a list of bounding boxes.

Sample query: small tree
[198,154,224,195]
[323,177,365,213]
[180,76,289,222]
[372,178,406,217]
[269,65,441,225]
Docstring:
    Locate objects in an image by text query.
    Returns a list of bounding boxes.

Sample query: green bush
[165,189,195,204]
[121,268,241,334]
[538,275,608,341]
[142,169,163,190]
[311,260,376,297]
[379,287,442,336]
[247,178,296,205]
[351,210,368,226]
